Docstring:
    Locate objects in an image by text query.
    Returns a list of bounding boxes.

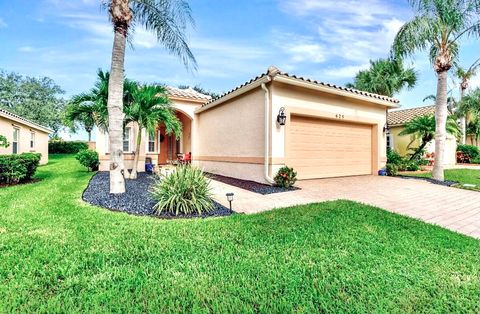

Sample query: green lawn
[0,155,479,313]
[403,169,480,191]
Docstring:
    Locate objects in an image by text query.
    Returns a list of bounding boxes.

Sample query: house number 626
[335,114,345,119]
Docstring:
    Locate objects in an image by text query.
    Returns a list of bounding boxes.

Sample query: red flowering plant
[274,166,297,188]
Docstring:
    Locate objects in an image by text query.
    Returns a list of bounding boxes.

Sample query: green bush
[151,165,214,216]
[49,140,88,154]
[274,166,297,188]
[0,153,41,184]
[386,164,398,176]
[471,157,480,164]
[386,149,403,165]
[405,161,420,171]
[457,144,479,161]
[75,149,99,171]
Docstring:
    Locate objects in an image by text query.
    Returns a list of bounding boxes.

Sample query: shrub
[274,166,297,188]
[405,161,420,171]
[386,163,398,176]
[150,165,214,216]
[0,153,41,184]
[75,149,99,171]
[0,134,9,148]
[49,140,88,154]
[387,149,403,165]
[457,144,479,163]
[472,157,480,164]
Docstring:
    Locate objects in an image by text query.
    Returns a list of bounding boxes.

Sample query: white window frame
[30,131,35,149]
[147,131,156,153]
[386,133,393,150]
[123,127,132,152]
[12,127,19,154]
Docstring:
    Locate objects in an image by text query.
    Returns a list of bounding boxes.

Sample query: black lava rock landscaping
[208,174,299,195]
[397,175,458,187]
[82,172,233,219]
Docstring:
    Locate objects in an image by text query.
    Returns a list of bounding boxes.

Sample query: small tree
[124,84,182,179]
[400,115,459,161]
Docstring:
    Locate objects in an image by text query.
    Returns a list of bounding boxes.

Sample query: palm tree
[392,0,480,181]
[124,84,182,179]
[104,0,196,194]
[466,119,480,146]
[458,88,480,144]
[63,101,96,141]
[400,115,459,161]
[456,58,480,143]
[346,58,417,97]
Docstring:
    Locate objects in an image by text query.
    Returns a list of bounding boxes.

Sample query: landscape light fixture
[277,107,287,126]
[226,192,234,211]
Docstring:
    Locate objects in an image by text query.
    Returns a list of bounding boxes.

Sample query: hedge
[49,140,88,154]
[0,153,41,184]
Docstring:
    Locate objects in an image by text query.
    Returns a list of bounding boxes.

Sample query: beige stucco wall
[0,115,49,164]
[390,125,457,166]
[271,81,388,174]
[192,88,266,182]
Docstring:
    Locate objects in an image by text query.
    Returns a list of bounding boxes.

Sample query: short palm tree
[63,101,96,141]
[466,119,480,146]
[458,88,480,144]
[103,0,196,194]
[400,114,459,161]
[456,58,480,143]
[392,0,480,181]
[124,84,182,179]
[346,58,417,97]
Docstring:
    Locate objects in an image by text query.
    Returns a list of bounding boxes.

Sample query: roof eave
[0,110,53,133]
[274,75,400,108]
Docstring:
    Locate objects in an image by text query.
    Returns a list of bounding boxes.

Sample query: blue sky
[0,0,479,139]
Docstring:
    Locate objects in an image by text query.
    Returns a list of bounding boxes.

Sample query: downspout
[261,81,275,184]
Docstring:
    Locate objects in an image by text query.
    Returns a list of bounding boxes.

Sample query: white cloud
[0,18,7,28]
[18,46,34,53]
[321,63,370,79]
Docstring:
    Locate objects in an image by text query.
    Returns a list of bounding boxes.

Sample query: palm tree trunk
[129,127,142,179]
[88,131,92,142]
[432,70,448,181]
[107,21,128,194]
[460,86,467,145]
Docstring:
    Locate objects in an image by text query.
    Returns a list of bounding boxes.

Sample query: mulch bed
[397,175,458,187]
[82,172,233,219]
[208,174,299,195]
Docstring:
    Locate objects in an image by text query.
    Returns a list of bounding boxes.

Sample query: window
[123,127,131,152]
[148,132,155,153]
[30,132,35,149]
[12,128,19,154]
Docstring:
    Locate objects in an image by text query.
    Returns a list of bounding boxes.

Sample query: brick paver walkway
[211,176,480,239]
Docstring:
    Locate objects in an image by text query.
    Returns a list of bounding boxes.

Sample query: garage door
[287,115,373,179]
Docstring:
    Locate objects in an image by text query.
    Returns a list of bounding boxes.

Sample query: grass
[0,155,479,313]
[403,169,480,191]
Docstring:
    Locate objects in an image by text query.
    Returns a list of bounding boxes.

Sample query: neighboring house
[97,66,399,184]
[387,105,457,165]
[0,108,52,164]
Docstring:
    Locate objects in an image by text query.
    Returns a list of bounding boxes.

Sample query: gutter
[261,81,275,185]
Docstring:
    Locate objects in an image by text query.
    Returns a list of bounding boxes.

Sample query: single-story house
[387,105,457,165]
[97,66,400,184]
[0,108,52,164]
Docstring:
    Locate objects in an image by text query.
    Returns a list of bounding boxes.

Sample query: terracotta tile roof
[0,108,53,133]
[202,66,400,107]
[165,86,212,101]
[387,105,436,126]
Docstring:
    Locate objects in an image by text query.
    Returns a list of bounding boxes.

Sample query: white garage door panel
[288,115,373,179]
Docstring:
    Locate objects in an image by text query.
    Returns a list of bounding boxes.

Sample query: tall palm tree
[456,58,480,143]
[458,87,480,144]
[392,0,480,181]
[400,114,459,160]
[346,58,417,97]
[124,84,182,179]
[104,0,196,194]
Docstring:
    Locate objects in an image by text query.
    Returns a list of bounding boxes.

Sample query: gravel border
[396,175,458,187]
[82,172,233,219]
[208,174,299,195]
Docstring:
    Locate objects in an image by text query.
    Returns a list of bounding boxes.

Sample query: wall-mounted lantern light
[226,193,234,211]
[277,107,287,126]
[383,123,390,134]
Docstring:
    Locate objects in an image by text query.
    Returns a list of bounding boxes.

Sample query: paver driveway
[211,176,480,238]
